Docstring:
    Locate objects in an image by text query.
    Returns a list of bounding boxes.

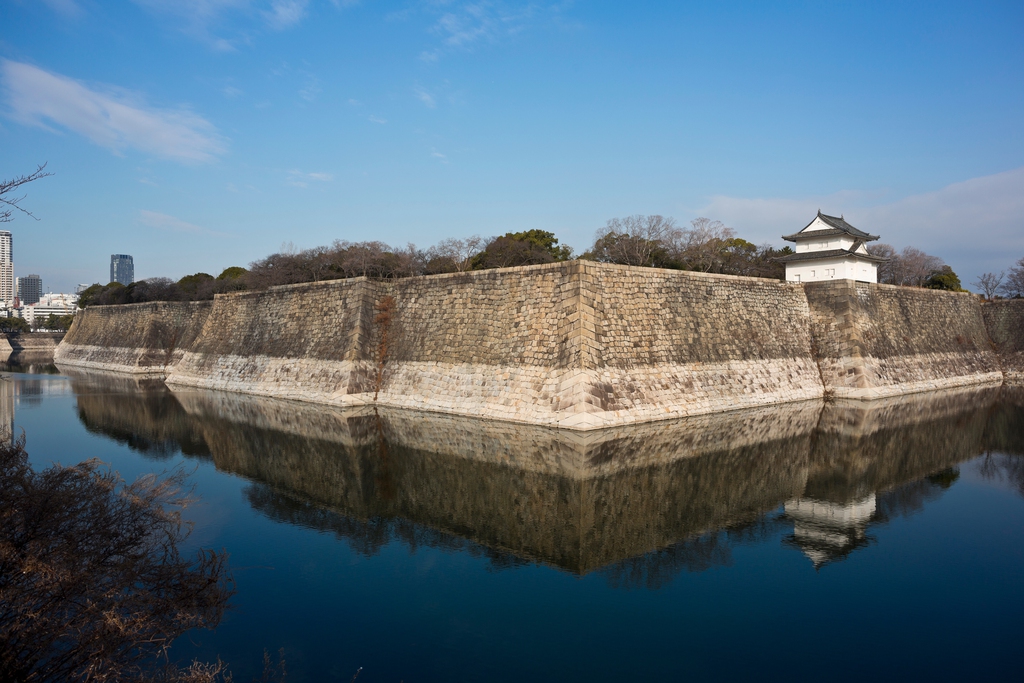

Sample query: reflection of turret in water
[783,495,876,568]
[66,371,1013,579]
[773,387,995,568]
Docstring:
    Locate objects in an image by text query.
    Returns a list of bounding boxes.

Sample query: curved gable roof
[782,211,880,242]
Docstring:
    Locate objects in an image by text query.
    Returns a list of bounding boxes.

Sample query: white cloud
[132,0,250,48]
[133,0,318,48]
[420,1,564,61]
[41,0,84,19]
[287,169,334,187]
[263,0,308,30]
[0,60,225,163]
[368,115,387,124]
[298,74,321,102]
[222,85,244,98]
[697,166,1024,285]
[139,210,206,233]
[414,86,436,108]
[431,149,448,163]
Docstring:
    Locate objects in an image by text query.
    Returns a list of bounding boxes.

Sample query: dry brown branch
[0,434,233,682]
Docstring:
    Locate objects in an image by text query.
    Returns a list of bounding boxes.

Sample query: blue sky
[2,0,1022,293]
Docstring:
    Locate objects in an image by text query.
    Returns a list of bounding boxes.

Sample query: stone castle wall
[55,261,1022,427]
[165,278,374,399]
[163,261,824,428]
[54,300,212,375]
[982,299,1024,384]
[805,280,1002,398]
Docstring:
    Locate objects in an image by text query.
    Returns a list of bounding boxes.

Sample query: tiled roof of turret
[774,248,889,264]
[781,211,880,242]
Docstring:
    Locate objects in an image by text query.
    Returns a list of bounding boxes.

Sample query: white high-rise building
[0,231,13,307]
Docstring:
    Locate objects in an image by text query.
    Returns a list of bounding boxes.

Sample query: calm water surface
[4,366,1024,682]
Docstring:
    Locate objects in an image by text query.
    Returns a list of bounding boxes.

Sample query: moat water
[4,363,1024,682]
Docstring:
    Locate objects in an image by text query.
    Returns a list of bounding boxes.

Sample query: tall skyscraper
[16,274,42,305]
[0,231,13,307]
[110,254,134,286]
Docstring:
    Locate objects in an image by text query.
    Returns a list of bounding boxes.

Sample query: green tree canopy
[216,266,248,281]
[472,230,573,269]
[0,317,31,333]
[924,265,963,291]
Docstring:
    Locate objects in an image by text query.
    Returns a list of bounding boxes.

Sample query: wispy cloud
[263,0,308,30]
[418,1,567,61]
[222,85,243,98]
[0,60,225,163]
[413,85,436,108]
[431,149,448,163]
[298,74,321,102]
[698,166,1024,284]
[41,0,84,19]
[368,115,387,124]
[287,169,334,187]
[133,0,327,48]
[132,0,250,49]
[139,210,207,233]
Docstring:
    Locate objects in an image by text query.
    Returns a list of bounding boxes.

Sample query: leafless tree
[1002,257,1024,298]
[670,217,736,272]
[591,215,680,267]
[0,434,232,682]
[973,272,1004,300]
[335,240,389,278]
[867,243,897,283]
[425,236,484,273]
[894,247,945,286]
[0,163,52,223]
[869,244,945,286]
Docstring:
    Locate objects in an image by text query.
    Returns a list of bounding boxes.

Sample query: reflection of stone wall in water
[2,332,65,366]
[0,377,13,439]
[66,369,211,459]
[65,357,1010,574]
[134,385,998,573]
[55,261,1023,429]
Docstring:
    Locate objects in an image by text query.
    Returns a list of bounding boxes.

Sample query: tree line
[78,217,794,306]
[75,216,1020,307]
[970,258,1024,300]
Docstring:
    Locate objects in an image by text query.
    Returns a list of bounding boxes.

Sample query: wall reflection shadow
[64,367,1023,582]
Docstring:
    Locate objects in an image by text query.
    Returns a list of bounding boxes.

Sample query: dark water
[5,368,1024,682]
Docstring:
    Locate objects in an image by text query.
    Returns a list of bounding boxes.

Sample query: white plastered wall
[785,258,878,284]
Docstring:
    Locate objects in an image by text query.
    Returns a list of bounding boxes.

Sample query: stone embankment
[55,301,211,375]
[982,299,1024,384]
[55,260,1022,428]
[805,280,1003,397]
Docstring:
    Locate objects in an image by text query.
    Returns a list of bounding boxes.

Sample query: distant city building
[75,283,93,295]
[17,292,78,329]
[110,254,134,286]
[0,231,13,307]
[778,212,887,284]
[16,274,42,305]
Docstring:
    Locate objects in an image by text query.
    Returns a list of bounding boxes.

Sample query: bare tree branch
[0,163,53,223]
